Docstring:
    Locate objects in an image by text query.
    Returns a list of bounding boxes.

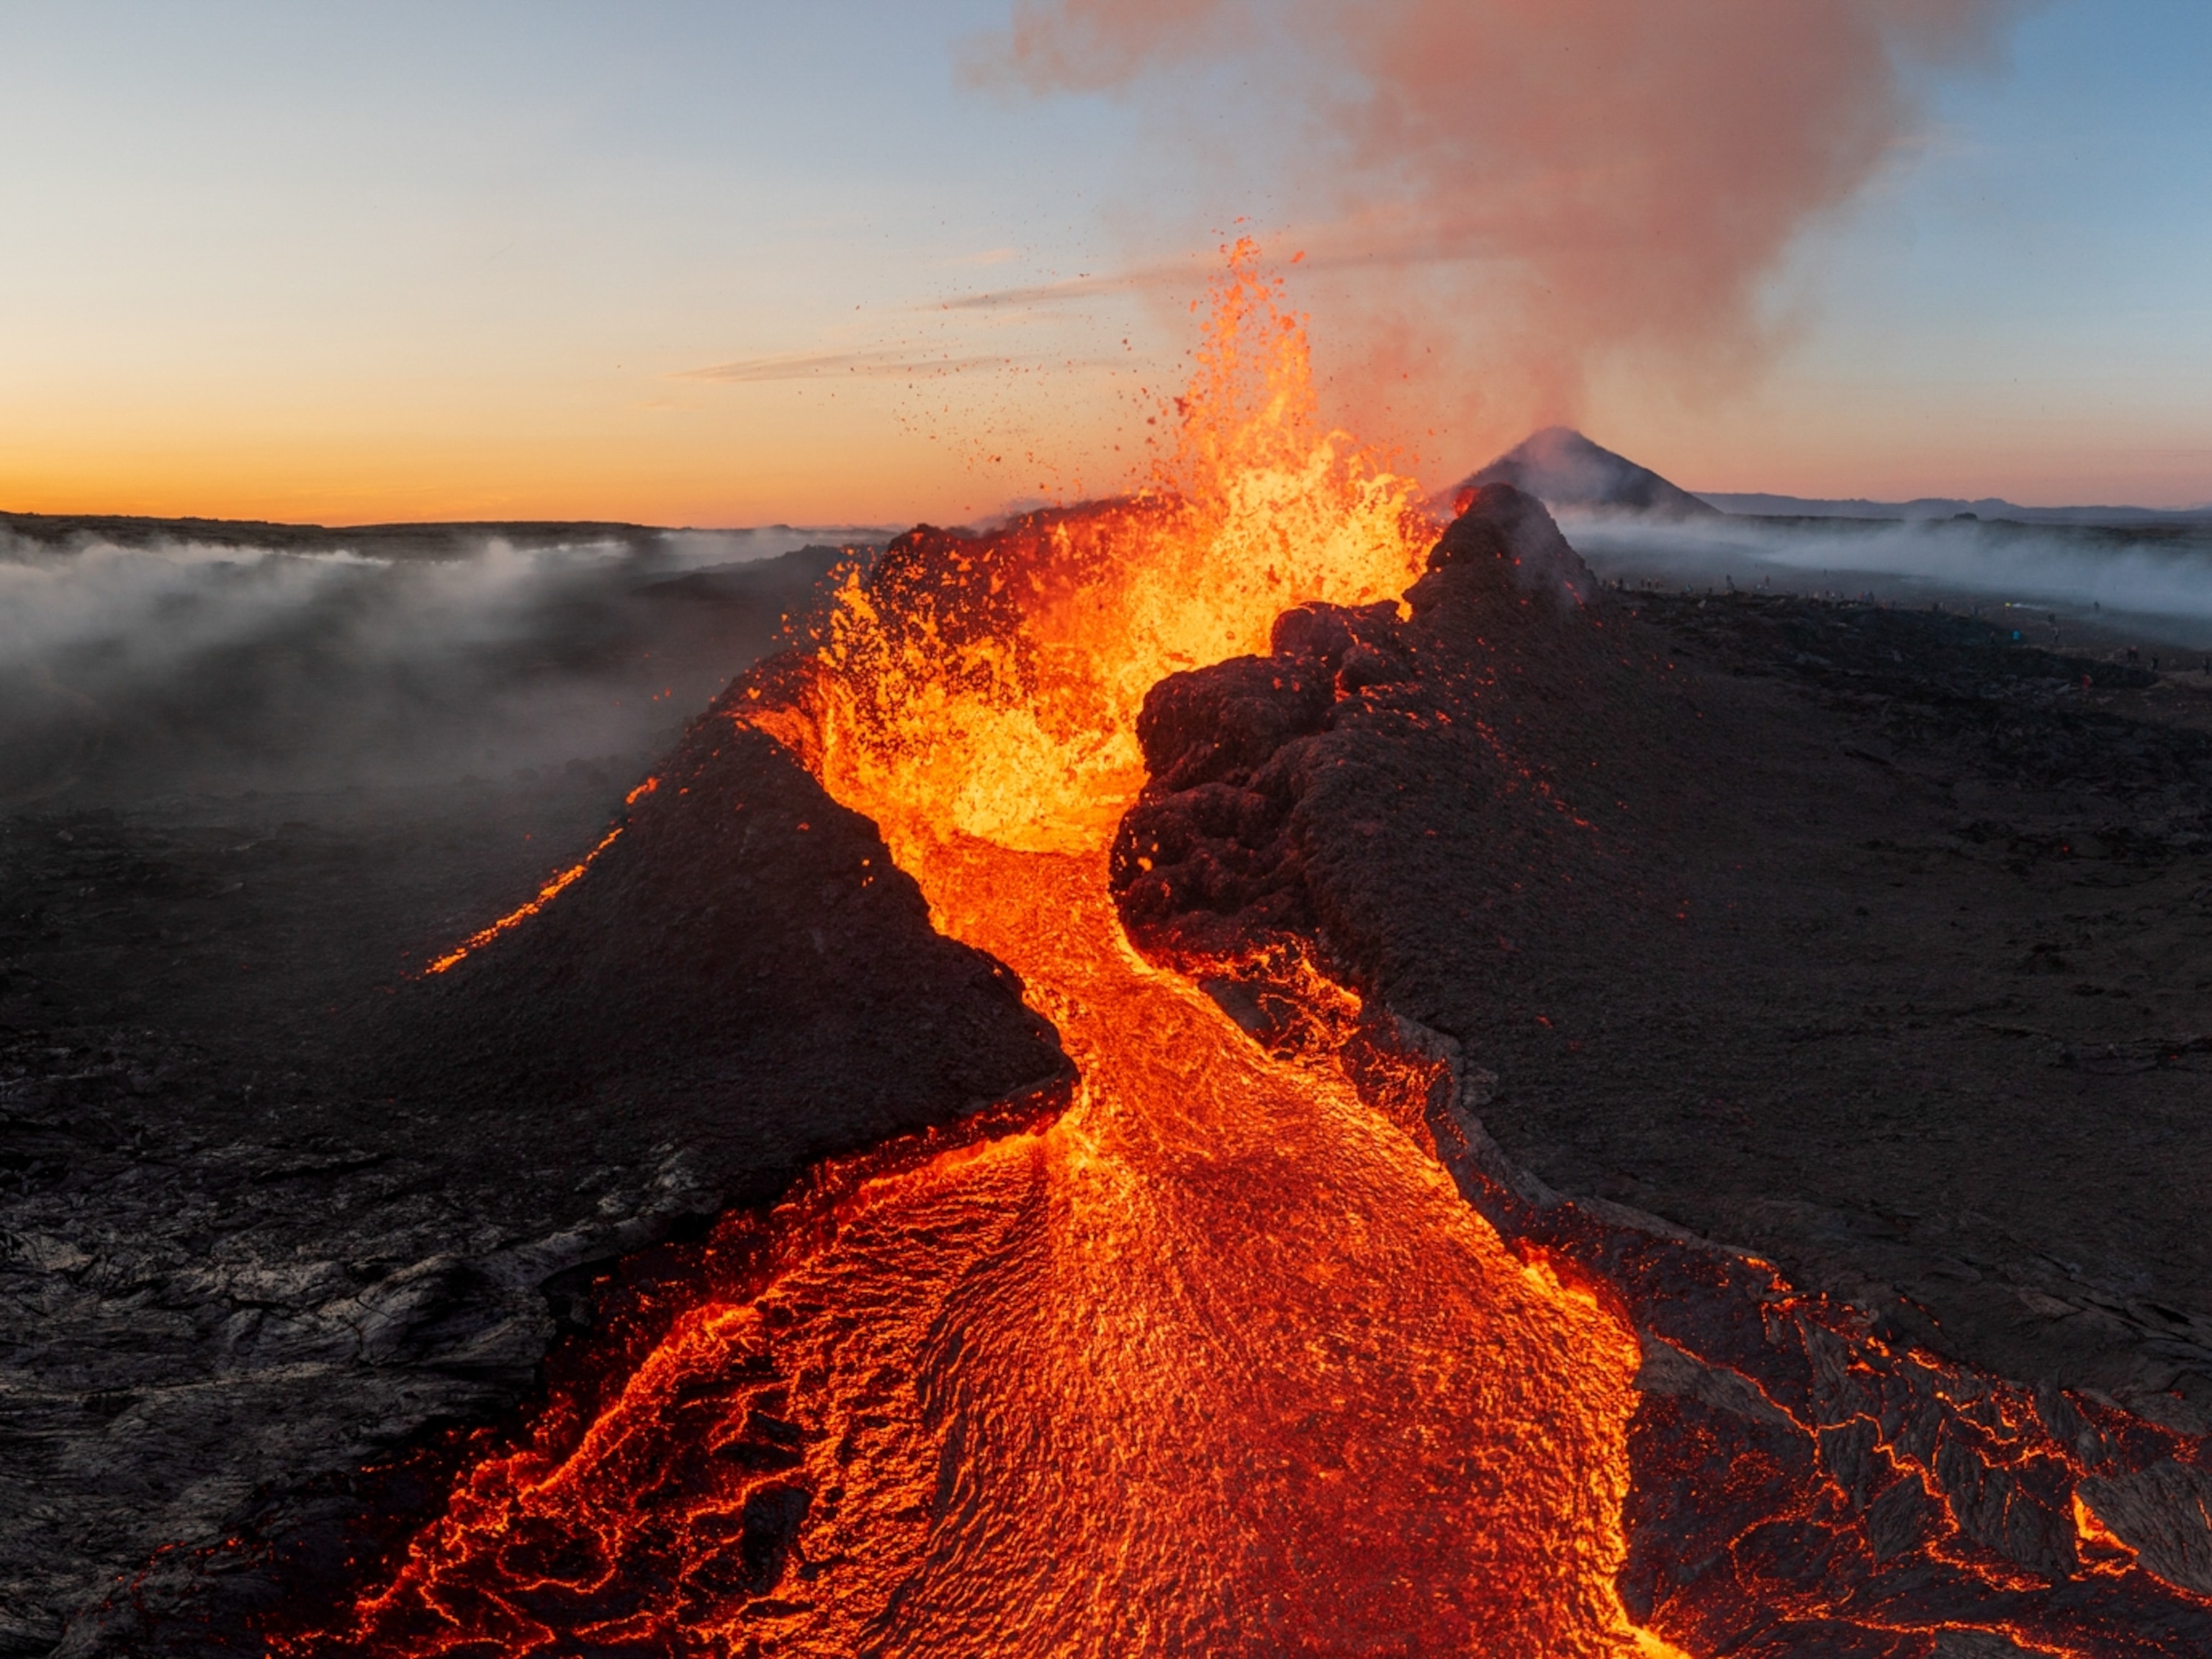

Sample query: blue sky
[1676,0,2212,505]
[0,0,2205,521]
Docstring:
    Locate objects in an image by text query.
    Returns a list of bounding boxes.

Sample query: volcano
[15,249,2212,1657]
[1457,426,1719,519]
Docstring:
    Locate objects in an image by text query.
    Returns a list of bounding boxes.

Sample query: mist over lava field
[1565,511,2212,653]
[5,477,2207,830]
[0,521,881,810]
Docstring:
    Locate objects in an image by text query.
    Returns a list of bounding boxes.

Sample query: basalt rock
[1454,426,1719,521]
[1416,479,1599,608]
[376,714,1069,1194]
[1113,482,1621,971]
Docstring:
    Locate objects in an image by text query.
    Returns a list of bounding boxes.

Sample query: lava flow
[277,244,1678,1656]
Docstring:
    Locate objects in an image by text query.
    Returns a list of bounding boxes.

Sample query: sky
[0,0,2206,526]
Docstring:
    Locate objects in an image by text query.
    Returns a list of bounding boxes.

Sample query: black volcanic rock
[1455,426,1717,519]
[1419,480,1598,608]
[1113,487,2212,1426]
[1115,483,1619,965]
[1134,653,1338,794]
[377,712,1069,1184]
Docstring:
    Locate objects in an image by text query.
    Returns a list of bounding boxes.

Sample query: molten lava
[284,243,1678,1655]
[425,777,660,975]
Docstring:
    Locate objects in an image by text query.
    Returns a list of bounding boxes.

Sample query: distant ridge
[1454,427,1717,520]
[0,512,694,563]
[0,511,902,560]
[1696,492,2212,527]
[1449,433,2212,527]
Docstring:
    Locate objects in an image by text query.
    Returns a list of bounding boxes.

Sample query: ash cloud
[0,526,863,810]
[979,0,2026,448]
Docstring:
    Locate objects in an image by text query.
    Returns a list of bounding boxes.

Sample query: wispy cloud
[930,261,1190,312]
[920,231,1462,315]
[674,346,1015,384]
[675,341,1132,385]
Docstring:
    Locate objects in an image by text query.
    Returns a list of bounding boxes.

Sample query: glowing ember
[287,240,1678,1654]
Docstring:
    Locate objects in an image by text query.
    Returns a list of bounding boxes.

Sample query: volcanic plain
[3,502,2210,1653]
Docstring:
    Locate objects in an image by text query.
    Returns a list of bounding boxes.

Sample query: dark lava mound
[379,719,1067,1195]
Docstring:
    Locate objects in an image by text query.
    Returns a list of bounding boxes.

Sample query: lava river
[284,247,1679,1657]
[304,817,1660,1658]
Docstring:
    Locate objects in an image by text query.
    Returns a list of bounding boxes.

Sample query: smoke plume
[981,0,2025,454]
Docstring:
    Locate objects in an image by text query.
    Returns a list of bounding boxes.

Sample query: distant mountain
[1453,428,1717,520]
[0,511,674,558]
[1695,492,2212,527]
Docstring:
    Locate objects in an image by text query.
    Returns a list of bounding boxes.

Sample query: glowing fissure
[424,777,660,975]
[290,242,1668,1655]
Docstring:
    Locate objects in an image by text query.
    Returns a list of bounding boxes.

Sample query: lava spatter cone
[375,716,1068,1205]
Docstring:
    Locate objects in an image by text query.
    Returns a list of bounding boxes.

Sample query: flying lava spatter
[280,240,1685,1655]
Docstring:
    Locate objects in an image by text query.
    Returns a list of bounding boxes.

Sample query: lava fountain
[284,243,1677,1656]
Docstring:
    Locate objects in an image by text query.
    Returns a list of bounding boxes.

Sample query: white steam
[0,529,857,808]
[1560,511,2212,651]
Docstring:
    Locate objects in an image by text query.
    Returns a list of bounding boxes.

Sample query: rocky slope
[0,703,1065,1655]
[1115,484,2212,1424]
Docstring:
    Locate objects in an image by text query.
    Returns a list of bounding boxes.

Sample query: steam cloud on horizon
[981,0,2026,449]
[0,529,859,811]
[1560,509,2212,653]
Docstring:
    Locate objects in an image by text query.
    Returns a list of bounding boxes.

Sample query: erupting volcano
[258,246,2212,1658]
[279,243,1663,1658]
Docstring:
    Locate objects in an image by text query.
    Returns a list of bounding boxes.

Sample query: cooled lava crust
[377,722,1068,1176]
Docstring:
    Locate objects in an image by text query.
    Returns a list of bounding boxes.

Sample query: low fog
[0,526,871,811]
[13,500,2205,819]
[1560,510,2212,657]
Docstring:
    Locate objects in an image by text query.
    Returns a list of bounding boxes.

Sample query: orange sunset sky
[3,1,2208,527]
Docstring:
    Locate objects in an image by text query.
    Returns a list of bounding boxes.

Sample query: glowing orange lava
[424,777,660,974]
[288,242,1678,1655]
